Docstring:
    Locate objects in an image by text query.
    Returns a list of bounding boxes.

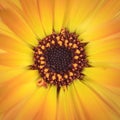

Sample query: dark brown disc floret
[31,29,89,88]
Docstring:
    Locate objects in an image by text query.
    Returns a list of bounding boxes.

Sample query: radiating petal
[81,19,120,41]
[34,86,57,120]
[0,70,38,112]
[84,67,120,87]
[0,65,25,83]
[0,6,37,46]
[0,52,33,68]
[57,86,81,120]
[0,34,32,53]
[0,0,21,9]
[87,0,120,28]
[54,0,68,32]
[86,37,120,56]
[1,99,28,120]
[20,0,45,38]
[76,0,120,36]
[64,0,100,33]
[69,83,91,120]
[89,48,120,68]
[84,80,120,118]
[73,80,120,120]
[0,49,5,53]
[0,19,22,41]
[16,87,48,120]
[57,88,70,120]
[38,0,53,35]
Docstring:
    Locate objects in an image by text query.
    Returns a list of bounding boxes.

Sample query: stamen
[30,29,89,88]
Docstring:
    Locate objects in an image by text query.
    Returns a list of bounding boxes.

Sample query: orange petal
[38,0,53,35]
[69,83,91,120]
[86,37,120,56]
[35,86,57,120]
[0,34,32,54]
[0,70,38,112]
[13,87,48,120]
[77,0,120,35]
[57,86,78,120]
[84,67,120,87]
[0,65,24,83]
[0,19,19,39]
[81,19,120,41]
[1,99,27,120]
[0,49,5,53]
[0,52,33,68]
[54,0,68,32]
[73,80,120,120]
[0,0,21,10]
[87,0,120,28]
[0,6,37,46]
[65,0,99,33]
[20,0,45,38]
[89,48,120,68]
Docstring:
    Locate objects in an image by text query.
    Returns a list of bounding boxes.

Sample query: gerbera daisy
[0,0,120,120]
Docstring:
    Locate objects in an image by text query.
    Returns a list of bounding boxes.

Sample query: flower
[0,0,120,120]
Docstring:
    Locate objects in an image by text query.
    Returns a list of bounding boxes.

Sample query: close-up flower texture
[0,0,120,120]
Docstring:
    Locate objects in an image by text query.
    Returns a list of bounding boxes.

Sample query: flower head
[0,0,120,120]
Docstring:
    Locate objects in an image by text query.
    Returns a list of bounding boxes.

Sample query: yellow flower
[0,0,120,120]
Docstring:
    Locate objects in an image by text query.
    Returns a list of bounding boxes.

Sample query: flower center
[44,46,72,73]
[31,29,89,87]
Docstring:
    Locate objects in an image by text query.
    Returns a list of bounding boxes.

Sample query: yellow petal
[81,19,120,41]
[0,6,37,46]
[69,83,90,120]
[65,0,99,33]
[89,48,120,68]
[0,0,21,9]
[0,81,36,112]
[87,0,120,28]
[0,34,32,54]
[73,80,120,120]
[84,67,120,87]
[35,86,57,120]
[86,37,120,56]
[20,0,45,38]
[0,19,21,40]
[57,86,79,120]
[1,99,27,120]
[0,49,5,53]
[16,87,48,120]
[84,80,120,118]
[0,70,38,88]
[54,0,68,32]
[0,52,33,68]
[0,65,25,83]
[76,0,120,35]
[57,88,68,120]
[0,70,38,112]
[57,86,78,120]
[38,0,53,35]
